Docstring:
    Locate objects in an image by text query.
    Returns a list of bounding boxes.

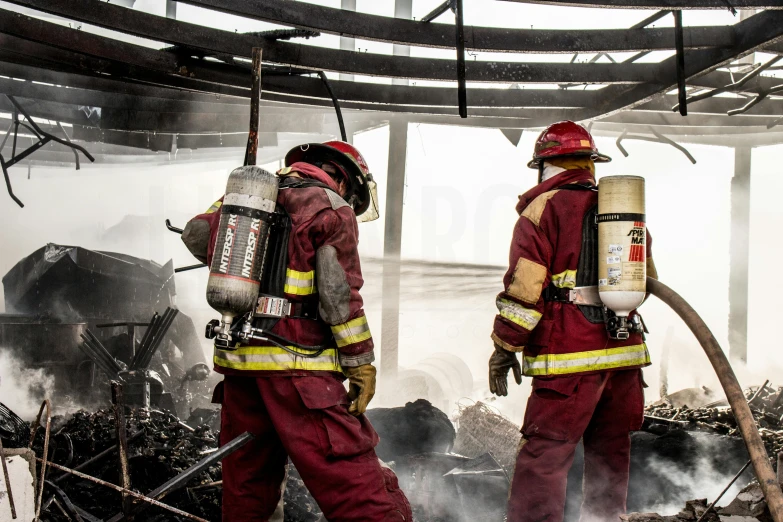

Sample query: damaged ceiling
[0,0,782,169]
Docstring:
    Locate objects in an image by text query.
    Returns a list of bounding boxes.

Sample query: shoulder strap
[558,183,598,192]
[279,177,333,191]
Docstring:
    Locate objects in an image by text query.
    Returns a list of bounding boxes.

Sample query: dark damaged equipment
[1,244,208,413]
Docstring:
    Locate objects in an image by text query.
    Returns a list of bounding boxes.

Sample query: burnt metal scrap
[2,391,771,521]
[0,94,94,207]
[2,244,210,417]
[616,127,697,164]
[18,405,226,521]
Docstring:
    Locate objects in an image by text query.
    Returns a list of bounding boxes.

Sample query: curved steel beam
[496,0,783,8]
[0,7,661,84]
[589,10,783,118]
[0,54,598,110]
[174,0,734,52]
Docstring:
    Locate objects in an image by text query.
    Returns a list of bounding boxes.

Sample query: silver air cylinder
[206,166,279,346]
[597,175,646,339]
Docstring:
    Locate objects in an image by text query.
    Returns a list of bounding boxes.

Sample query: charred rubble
[619,382,783,522]
[3,384,783,522]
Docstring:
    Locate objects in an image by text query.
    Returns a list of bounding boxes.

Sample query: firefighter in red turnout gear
[489,122,658,522]
[182,141,411,522]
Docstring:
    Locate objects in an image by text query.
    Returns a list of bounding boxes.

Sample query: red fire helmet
[527,121,611,169]
[284,140,379,221]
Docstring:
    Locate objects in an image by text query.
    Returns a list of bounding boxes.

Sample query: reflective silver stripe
[214,346,341,372]
[496,297,542,331]
[224,193,276,212]
[523,344,650,376]
[551,269,577,289]
[284,269,316,295]
[331,316,372,348]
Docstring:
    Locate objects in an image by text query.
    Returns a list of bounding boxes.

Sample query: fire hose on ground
[647,276,783,521]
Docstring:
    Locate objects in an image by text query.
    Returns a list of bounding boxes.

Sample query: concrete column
[166,1,176,19]
[340,0,356,82]
[729,147,752,364]
[392,0,413,86]
[380,119,408,381]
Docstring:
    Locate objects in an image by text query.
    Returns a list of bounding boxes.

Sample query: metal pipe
[421,1,451,22]
[749,379,770,405]
[28,399,51,522]
[165,219,183,234]
[244,47,262,167]
[35,458,209,522]
[175,263,208,273]
[110,382,132,517]
[0,437,17,519]
[673,10,687,116]
[647,276,783,522]
[455,0,467,118]
[105,432,253,522]
[695,459,751,522]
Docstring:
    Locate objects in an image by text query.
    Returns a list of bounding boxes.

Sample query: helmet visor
[356,179,380,223]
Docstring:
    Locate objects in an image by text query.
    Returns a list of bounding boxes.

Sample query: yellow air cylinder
[597,175,646,318]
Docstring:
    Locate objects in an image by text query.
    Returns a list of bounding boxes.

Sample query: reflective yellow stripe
[331,316,372,348]
[214,345,341,372]
[205,200,222,214]
[551,269,577,289]
[497,298,542,331]
[284,268,316,295]
[523,344,650,377]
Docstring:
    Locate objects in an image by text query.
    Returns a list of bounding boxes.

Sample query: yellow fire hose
[647,277,783,521]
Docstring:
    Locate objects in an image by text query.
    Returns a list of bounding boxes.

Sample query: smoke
[0,348,56,419]
[631,431,750,516]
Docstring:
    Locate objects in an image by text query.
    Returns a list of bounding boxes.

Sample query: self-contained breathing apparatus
[541,176,648,340]
[204,168,331,358]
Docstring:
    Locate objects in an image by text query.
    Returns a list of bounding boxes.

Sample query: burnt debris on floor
[645,380,783,458]
[6,377,783,521]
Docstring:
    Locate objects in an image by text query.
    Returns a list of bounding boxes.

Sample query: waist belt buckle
[255,296,291,318]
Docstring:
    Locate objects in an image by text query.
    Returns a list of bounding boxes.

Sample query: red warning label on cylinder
[627,221,646,262]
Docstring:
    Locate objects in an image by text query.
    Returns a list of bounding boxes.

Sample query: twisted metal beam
[0,7,664,84]
[497,0,783,8]
[174,0,735,52]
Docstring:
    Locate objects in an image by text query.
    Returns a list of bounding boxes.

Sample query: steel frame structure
[0,0,782,159]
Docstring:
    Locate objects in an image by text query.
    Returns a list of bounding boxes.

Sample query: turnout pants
[508,369,645,522]
[215,373,412,522]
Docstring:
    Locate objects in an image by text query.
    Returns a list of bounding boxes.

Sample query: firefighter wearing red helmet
[181,141,410,521]
[489,121,658,522]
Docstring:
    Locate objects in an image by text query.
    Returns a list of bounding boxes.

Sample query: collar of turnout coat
[516,168,595,215]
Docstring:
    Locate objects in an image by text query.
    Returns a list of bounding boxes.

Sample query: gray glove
[488,345,522,397]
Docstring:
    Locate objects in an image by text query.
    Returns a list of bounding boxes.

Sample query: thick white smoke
[0,348,56,419]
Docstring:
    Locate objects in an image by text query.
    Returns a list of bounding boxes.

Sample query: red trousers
[215,373,412,522]
[508,369,645,522]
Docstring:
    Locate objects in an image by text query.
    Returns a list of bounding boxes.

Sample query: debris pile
[452,401,521,472]
[645,381,783,456]
[624,483,777,521]
[31,407,223,521]
[621,499,716,521]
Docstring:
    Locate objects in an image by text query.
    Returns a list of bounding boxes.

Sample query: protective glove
[488,344,522,397]
[344,364,377,416]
